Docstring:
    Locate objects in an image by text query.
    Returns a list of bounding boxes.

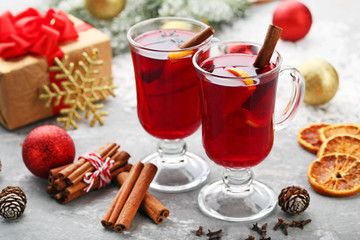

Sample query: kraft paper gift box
[0,9,112,130]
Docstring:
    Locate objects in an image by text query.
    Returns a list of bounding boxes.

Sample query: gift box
[0,8,112,130]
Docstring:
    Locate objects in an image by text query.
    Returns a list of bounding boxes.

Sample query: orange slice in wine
[297,123,330,153]
[225,67,256,90]
[317,134,360,159]
[308,153,360,197]
[319,123,360,142]
[168,50,194,63]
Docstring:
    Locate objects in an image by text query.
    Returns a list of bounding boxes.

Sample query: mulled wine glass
[127,17,211,192]
[193,41,305,221]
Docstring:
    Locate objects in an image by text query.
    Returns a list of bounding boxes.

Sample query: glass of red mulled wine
[193,41,305,221]
[127,17,211,192]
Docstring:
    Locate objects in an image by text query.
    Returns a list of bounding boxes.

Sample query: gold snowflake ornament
[39,49,118,130]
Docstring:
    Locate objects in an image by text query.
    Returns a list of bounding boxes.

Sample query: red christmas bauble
[272,0,312,41]
[22,125,75,178]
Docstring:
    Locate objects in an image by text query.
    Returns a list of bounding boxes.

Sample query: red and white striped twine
[80,152,114,192]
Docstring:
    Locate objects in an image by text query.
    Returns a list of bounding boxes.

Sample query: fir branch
[46,0,251,54]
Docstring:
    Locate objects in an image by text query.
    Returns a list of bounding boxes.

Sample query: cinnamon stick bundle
[58,142,115,180]
[101,162,158,232]
[53,142,119,192]
[58,164,132,204]
[46,142,131,204]
[116,172,169,224]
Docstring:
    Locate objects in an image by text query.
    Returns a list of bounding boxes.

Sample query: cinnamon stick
[179,26,215,49]
[117,172,169,224]
[110,162,132,178]
[114,163,158,232]
[48,163,72,185]
[46,185,58,195]
[101,162,144,228]
[54,191,67,201]
[53,178,68,192]
[57,190,83,204]
[253,24,282,68]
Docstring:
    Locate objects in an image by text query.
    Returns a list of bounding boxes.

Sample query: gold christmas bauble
[297,58,339,106]
[85,0,126,20]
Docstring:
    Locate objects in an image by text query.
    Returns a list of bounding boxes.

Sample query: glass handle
[274,66,305,132]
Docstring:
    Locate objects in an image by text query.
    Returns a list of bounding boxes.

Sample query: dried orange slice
[297,123,329,153]
[317,134,360,158]
[308,153,360,197]
[319,123,360,142]
[225,67,256,90]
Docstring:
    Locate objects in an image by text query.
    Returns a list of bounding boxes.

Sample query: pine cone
[278,186,310,216]
[0,186,27,220]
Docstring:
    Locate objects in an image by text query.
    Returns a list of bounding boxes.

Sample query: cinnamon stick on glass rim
[116,172,170,224]
[179,26,215,49]
[253,24,282,68]
[168,26,215,59]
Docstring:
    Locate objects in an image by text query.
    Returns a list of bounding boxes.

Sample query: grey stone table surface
[1,0,360,239]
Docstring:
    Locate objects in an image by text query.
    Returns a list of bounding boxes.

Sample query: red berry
[22,125,75,178]
[272,0,312,41]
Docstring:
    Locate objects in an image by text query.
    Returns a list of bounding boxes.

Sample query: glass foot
[198,180,277,222]
[142,152,210,193]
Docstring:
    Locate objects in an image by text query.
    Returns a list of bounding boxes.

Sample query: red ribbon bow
[0,8,78,62]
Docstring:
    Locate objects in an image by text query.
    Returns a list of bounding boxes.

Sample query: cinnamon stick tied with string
[62,142,119,184]
[101,162,158,232]
[58,142,116,179]
[179,26,215,49]
[46,142,131,203]
[57,164,132,204]
[253,24,282,68]
[116,172,169,224]
[65,151,129,196]
[52,142,119,191]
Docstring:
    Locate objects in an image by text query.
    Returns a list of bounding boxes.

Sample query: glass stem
[223,168,254,193]
[157,139,187,164]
